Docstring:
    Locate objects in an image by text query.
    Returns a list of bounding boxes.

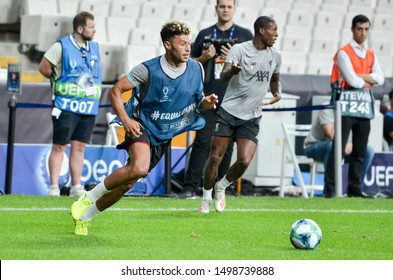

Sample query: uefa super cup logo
[70,59,77,75]
[160,87,171,102]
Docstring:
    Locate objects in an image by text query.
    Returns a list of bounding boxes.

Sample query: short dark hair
[254,16,276,34]
[160,20,190,43]
[351,14,370,29]
[73,11,94,32]
[216,0,236,5]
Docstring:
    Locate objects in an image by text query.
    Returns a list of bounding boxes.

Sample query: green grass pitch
[1,195,392,260]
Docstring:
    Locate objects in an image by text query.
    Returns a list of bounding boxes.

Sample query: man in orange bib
[325,14,384,198]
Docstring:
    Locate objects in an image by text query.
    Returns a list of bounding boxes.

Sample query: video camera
[203,36,238,50]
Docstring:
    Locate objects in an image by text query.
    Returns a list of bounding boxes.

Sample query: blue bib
[53,35,102,115]
[114,57,206,146]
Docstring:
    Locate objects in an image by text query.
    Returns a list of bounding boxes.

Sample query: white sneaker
[48,185,60,197]
[69,185,86,197]
[214,182,226,212]
[197,199,211,214]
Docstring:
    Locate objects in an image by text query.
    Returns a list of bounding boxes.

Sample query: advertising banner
[0,144,186,196]
[362,153,393,197]
[341,153,393,197]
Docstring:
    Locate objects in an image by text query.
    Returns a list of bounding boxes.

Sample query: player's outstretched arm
[200,93,219,111]
[261,73,282,106]
[220,60,242,83]
[109,76,142,138]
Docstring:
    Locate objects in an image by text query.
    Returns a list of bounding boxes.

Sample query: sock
[216,175,232,191]
[86,181,109,203]
[202,188,213,201]
[50,184,59,189]
[71,184,82,190]
[80,202,101,222]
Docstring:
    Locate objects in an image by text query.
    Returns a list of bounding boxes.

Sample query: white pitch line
[0,207,392,213]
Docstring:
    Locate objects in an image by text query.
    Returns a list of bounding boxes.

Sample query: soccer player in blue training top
[70,20,218,235]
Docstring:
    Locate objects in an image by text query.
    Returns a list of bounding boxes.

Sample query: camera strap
[212,26,235,79]
[213,26,235,42]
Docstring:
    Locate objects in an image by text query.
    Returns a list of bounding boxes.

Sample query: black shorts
[214,107,261,144]
[116,126,171,172]
[52,110,96,145]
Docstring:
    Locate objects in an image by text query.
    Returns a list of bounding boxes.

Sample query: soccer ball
[289,218,322,250]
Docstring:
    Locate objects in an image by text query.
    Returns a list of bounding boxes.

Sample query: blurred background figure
[39,11,102,197]
[179,0,253,198]
[382,89,393,151]
[304,108,375,185]
[325,14,384,198]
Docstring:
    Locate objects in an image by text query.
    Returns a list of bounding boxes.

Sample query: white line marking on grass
[1,207,393,213]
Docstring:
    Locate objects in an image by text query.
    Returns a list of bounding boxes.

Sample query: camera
[203,36,238,50]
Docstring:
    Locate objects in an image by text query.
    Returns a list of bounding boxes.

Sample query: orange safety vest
[331,43,375,89]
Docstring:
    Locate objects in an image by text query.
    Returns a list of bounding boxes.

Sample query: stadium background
[0,0,393,195]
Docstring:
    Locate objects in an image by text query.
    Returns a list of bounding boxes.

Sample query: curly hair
[160,20,190,43]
